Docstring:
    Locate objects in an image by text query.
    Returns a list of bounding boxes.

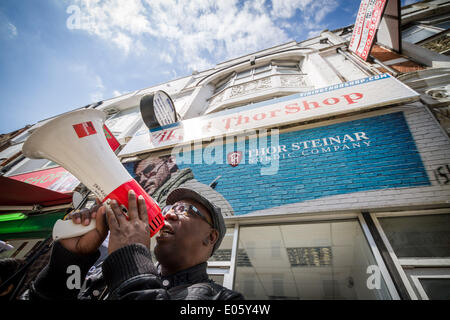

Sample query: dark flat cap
[166,187,225,256]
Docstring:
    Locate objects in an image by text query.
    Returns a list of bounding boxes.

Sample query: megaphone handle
[52,219,96,241]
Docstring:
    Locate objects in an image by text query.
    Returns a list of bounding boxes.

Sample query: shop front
[118,74,450,300]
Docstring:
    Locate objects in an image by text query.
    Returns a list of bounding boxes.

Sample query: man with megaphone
[21,188,244,301]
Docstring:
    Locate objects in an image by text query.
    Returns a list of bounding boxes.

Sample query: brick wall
[245,104,450,216]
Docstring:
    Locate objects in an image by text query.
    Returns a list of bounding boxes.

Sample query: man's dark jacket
[21,241,244,300]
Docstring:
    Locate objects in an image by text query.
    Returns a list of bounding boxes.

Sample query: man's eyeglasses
[162,202,213,228]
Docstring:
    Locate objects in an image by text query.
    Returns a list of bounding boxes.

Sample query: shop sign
[349,0,388,61]
[120,74,418,157]
[9,166,79,193]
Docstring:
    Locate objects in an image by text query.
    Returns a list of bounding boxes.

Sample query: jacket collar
[159,262,209,289]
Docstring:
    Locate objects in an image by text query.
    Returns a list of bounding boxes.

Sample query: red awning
[0,176,72,207]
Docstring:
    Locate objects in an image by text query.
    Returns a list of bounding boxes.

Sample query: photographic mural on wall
[124,112,430,216]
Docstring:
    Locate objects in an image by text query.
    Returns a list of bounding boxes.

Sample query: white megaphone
[22,109,164,240]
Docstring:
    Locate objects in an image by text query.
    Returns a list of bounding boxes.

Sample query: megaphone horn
[22,109,164,240]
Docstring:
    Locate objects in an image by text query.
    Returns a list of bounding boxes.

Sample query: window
[403,26,441,44]
[207,229,236,288]
[0,144,23,163]
[0,238,44,259]
[212,60,302,95]
[235,69,252,80]
[402,16,449,45]
[436,21,450,30]
[272,60,301,75]
[374,211,450,300]
[104,107,140,138]
[378,214,450,258]
[254,64,271,74]
[214,73,235,94]
[10,130,31,144]
[234,64,272,85]
[410,274,450,300]
[234,220,392,300]
[6,158,55,176]
[253,64,272,79]
[172,90,194,116]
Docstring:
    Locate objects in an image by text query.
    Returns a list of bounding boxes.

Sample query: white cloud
[111,32,132,54]
[159,52,173,64]
[0,12,18,39]
[142,0,290,70]
[71,0,150,53]
[307,29,322,39]
[7,22,17,38]
[271,0,338,22]
[67,0,339,71]
[112,90,123,97]
[271,0,339,40]
[271,0,312,19]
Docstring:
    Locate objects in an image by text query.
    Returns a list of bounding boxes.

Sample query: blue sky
[0,0,420,134]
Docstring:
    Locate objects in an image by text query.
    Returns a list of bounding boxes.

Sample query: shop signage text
[119,73,419,157]
[9,166,79,193]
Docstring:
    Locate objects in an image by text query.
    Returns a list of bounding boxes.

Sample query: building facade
[1,0,449,300]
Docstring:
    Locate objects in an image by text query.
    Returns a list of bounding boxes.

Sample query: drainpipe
[369,55,399,77]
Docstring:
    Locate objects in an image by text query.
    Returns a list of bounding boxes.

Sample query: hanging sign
[349,0,388,61]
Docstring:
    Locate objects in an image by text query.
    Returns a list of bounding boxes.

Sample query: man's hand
[60,198,109,255]
[106,190,150,254]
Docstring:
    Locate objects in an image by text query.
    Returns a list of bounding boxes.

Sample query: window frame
[211,60,303,100]
[5,157,58,177]
[410,275,450,300]
[221,211,399,299]
[104,106,142,141]
[370,209,450,300]
[402,23,449,44]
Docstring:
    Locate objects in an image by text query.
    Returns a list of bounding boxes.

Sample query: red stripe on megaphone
[103,179,164,237]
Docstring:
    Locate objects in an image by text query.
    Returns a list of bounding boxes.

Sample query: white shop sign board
[119,74,419,157]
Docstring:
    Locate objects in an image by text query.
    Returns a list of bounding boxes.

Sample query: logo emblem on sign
[73,121,97,138]
[227,151,242,167]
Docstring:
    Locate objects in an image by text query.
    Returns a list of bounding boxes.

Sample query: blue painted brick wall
[126,112,430,216]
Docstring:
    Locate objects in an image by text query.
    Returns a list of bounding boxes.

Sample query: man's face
[154,199,214,268]
[135,158,171,195]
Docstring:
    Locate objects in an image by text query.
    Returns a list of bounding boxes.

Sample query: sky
[0,0,421,134]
